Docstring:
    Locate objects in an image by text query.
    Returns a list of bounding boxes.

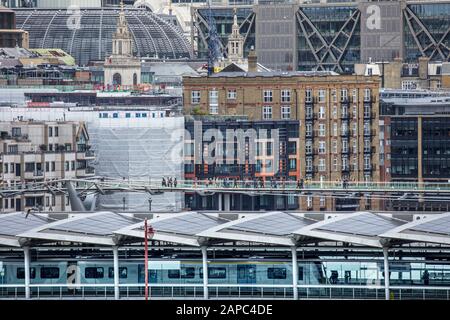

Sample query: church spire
[227,7,244,62]
[112,1,133,57]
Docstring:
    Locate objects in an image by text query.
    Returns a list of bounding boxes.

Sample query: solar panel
[317,213,405,237]
[0,213,49,236]
[49,213,139,236]
[409,216,450,236]
[148,213,225,236]
[227,213,314,236]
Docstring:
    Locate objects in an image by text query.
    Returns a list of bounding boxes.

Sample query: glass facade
[390,118,418,179]
[297,6,360,73]
[404,4,450,62]
[422,118,450,178]
[196,8,255,60]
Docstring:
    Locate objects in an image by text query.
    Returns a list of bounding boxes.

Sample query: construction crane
[206,0,223,75]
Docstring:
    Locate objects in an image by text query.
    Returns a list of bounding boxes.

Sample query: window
[25,162,35,173]
[341,105,348,118]
[46,162,49,172]
[288,141,297,154]
[306,105,313,119]
[364,105,371,118]
[320,197,326,207]
[364,155,371,170]
[40,267,60,279]
[305,89,312,103]
[342,156,349,171]
[4,163,8,174]
[319,123,326,137]
[352,139,357,154]
[125,113,131,118]
[352,89,358,102]
[333,157,338,171]
[112,113,118,118]
[307,196,313,208]
[318,159,326,172]
[352,123,357,136]
[108,267,128,279]
[306,123,313,136]
[318,141,326,154]
[318,89,326,103]
[341,88,348,102]
[48,127,53,137]
[263,90,273,103]
[85,267,104,279]
[364,88,371,102]
[51,162,55,172]
[263,106,272,119]
[333,123,338,136]
[281,106,291,119]
[54,127,59,137]
[332,139,337,154]
[402,80,418,90]
[227,89,237,100]
[353,105,357,118]
[342,140,348,153]
[266,142,273,156]
[200,267,227,279]
[267,268,287,279]
[191,90,200,104]
[17,267,36,279]
[65,161,70,171]
[306,158,313,172]
[136,113,141,118]
[167,267,195,279]
[281,89,291,102]
[332,106,337,119]
[306,140,312,154]
[289,159,297,171]
[12,127,21,137]
[319,106,325,119]
[209,90,218,115]
[71,161,75,171]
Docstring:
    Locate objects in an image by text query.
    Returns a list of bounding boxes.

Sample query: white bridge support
[383,247,390,300]
[113,246,120,300]
[291,247,298,300]
[201,246,208,299]
[218,194,222,211]
[23,246,31,299]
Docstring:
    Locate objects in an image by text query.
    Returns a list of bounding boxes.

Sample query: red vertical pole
[144,218,149,301]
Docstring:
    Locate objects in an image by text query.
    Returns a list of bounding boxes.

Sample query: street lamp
[144,218,155,301]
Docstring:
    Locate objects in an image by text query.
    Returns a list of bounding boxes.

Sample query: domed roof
[15,7,192,66]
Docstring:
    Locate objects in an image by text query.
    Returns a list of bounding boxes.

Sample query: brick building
[183,72,381,211]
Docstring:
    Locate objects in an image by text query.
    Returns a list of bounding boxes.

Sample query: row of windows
[98,112,164,119]
[193,88,373,105]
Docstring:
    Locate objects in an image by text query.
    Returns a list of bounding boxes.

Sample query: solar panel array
[228,213,313,236]
[49,213,139,236]
[317,213,405,237]
[409,216,450,236]
[0,213,49,237]
[149,214,225,236]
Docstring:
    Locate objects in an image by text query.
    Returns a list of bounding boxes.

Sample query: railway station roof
[116,212,229,246]
[0,212,53,247]
[381,212,450,246]
[197,212,318,246]
[1,211,450,249]
[19,212,142,246]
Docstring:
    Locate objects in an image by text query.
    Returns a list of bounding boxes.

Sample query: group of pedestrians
[161,177,177,188]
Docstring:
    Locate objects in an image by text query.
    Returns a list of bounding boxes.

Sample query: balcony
[364,166,373,172]
[340,98,350,105]
[305,113,314,120]
[341,114,350,120]
[340,130,350,137]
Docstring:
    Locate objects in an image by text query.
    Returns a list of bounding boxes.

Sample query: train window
[17,267,36,279]
[168,270,180,279]
[85,267,104,279]
[199,267,227,279]
[298,266,304,281]
[168,267,195,279]
[40,267,60,279]
[267,268,287,279]
[108,267,128,279]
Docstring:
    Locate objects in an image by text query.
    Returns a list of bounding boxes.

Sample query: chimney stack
[248,46,257,73]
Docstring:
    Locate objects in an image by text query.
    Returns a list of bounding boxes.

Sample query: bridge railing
[0,283,449,300]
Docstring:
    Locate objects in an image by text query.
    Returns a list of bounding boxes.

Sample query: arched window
[113,73,122,85]
[133,73,138,86]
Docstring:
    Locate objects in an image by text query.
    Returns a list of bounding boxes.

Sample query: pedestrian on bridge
[174,178,177,188]
[297,179,304,190]
[162,177,166,187]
